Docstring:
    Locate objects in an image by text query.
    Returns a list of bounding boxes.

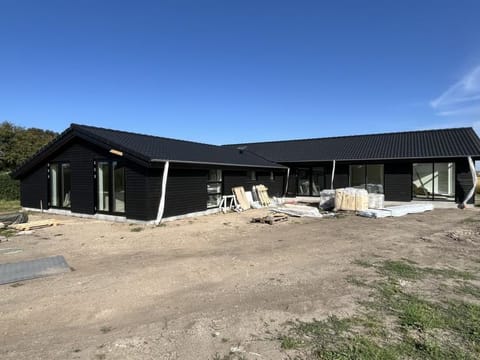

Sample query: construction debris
[251,214,288,225]
[10,219,59,231]
[270,204,335,218]
[0,212,28,227]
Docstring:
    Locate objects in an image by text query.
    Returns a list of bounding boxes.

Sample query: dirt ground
[1,207,479,359]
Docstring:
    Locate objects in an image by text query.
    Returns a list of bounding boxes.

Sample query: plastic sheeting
[358,203,434,218]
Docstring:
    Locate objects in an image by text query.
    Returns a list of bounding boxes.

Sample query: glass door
[97,161,110,212]
[297,168,310,195]
[96,161,126,214]
[311,167,325,196]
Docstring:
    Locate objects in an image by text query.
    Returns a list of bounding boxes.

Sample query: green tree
[0,121,57,172]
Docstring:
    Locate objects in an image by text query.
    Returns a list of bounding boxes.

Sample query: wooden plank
[10,219,59,231]
[232,186,250,210]
[256,184,271,206]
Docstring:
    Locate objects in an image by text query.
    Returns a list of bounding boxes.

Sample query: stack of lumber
[232,187,251,211]
[10,219,59,231]
[335,188,369,211]
[253,185,271,206]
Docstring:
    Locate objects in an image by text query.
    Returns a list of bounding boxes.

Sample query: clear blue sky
[1,0,480,144]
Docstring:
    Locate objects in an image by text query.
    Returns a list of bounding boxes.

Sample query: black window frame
[207,169,223,209]
[94,159,126,215]
[412,162,456,202]
[295,167,327,196]
[48,161,72,209]
[349,163,385,194]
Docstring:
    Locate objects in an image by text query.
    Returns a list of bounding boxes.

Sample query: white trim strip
[154,161,170,225]
[460,156,477,208]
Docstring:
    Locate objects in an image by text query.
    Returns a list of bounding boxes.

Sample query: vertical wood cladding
[332,164,349,189]
[384,162,412,201]
[164,168,208,218]
[456,158,474,204]
[222,170,285,197]
[125,164,150,220]
[145,168,163,220]
[19,138,161,220]
[20,165,48,209]
[50,139,105,214]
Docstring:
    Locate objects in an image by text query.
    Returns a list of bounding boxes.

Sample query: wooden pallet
[10,219,59,231]
[251,214,288,225]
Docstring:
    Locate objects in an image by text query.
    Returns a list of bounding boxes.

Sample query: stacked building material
[319,190,336,210]
[335,188,369,211]
[368,193,385,209]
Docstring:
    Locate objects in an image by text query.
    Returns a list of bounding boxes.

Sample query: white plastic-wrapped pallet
[368,193,384,209]
[335,188,344,210]
[355,189,369,211]
[319,189,336,210]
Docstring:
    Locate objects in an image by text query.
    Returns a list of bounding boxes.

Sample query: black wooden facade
[13,124,480,221]
[284,158,474,203]
[16,137,287,221]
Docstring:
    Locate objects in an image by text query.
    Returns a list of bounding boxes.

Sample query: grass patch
[130,227,143,232]
[379,260,422,279]
[0,228,17,238]
[278,258,480,359]
[423,267,476,281]
[0,199,20,213]
[355,258,476,281]
[280,335,303,350]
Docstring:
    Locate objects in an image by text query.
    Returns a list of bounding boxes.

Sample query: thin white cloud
[431,65,480,116]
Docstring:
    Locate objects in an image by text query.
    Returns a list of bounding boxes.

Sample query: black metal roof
[224,127,480,162]
[12,124,286,178]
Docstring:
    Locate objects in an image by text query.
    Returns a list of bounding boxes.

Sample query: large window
[311,167,325,196]
[413,162,455,201]
[297,168,310,195]
[349,164,384,194]
[96,161,125,213]
[207,169,222,208]
[49,162,71,208]
[295,167,327,196]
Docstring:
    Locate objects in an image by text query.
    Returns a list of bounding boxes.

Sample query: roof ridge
[71,123,225,149]
[223,127,475,146]
[70,123,283,167]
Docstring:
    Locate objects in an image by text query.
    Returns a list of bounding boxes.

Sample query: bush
[0,172,20,200]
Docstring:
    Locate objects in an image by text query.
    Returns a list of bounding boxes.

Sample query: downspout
[459,156,477,209]
[331,160,336,189]
[154,161,170,224]
[284,167,290,196]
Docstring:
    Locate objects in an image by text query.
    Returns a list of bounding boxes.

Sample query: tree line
[0,121,57,173]
[0,121,57,201]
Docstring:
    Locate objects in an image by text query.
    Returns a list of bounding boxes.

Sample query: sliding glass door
[49,162,71,208]
[297,168,310,195]
[295,167,328,196]
[349,164,384,194]
[96,161,125,214]
[413,162,455,201]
